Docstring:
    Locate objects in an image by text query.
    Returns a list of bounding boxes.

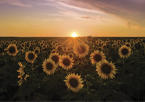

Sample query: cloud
[127,21,137,28]
[55,0,145,26]
[0,0,32,7]
[58,8,100,21]
[0,0,56,7]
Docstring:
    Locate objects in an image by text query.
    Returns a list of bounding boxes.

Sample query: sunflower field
[0,37,145,101]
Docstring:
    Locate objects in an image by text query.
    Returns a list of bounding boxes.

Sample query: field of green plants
[0,37,145,101]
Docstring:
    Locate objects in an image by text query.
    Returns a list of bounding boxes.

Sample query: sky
[0,0,145,37]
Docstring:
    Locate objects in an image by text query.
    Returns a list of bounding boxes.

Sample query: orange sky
[0,0,145,37]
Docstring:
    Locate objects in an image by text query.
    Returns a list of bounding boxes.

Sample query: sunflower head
[59,55,74,70]
[49,53,60,65]
[112,44,117,48]
[34,47,40,55]
[7,44,18,56]
[90,50,106,64]
[42,59,57,75]
[68,53,74,58]
[125,42,131,47]
[97,47,102,52]
[134,42,141,49]
[25,51,37,63]
[73,43,89,58]
[64,73,84,92]
[51,49,57,54]
[96,60,117,79]
[118,45,131,58]
[56,45,63,52]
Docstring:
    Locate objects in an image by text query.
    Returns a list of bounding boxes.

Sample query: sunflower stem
[32,63,34,70]
[136,50,140,101]
[123,58,125,93]
[144,44,145,54]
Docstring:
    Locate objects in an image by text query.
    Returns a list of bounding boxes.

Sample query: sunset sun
[72,32,78,38]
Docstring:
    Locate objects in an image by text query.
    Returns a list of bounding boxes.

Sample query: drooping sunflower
[17,62,29,85]
[73,43,89,58]
[18,61,25,68]
[42,59,57,75]
[25,51,37,63]
[6,44,18,56]
[64,73,84,92]
[49,53,60,65]
[59,55,74,70]
[118,45,131,58]
[90,50,106,65]
[96,60,117,79]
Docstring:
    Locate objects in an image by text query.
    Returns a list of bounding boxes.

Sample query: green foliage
[0,37,145,101]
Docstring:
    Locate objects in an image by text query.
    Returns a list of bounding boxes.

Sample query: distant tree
[87,35,93,42]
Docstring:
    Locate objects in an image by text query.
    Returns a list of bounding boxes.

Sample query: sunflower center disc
[69,54,73,58]
[101,63,111,74]
[28,53,35,60]
[135,43,140,49]
[35,50,39,54]
[57,46,62,51]
[46,62,53,70]
[77,45,86,53]
[121,48,129,55]
[63,58,71,66]
[9,46,16,53]
[52,55,59,63]
[112,45,116,47]
[98,48,101,51]
[93,54,102,62]
[69,78,78,88]
[126,44,130,47]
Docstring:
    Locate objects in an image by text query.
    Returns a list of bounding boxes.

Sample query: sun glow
[72,32,78,38]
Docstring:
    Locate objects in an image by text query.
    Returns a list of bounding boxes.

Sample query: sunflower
[64,73,84,92]
[96,60,117,79]
[51,49,57,54]
[49,53,60,65]
[33,46,37,50]
[56,45,63,53]
[59,55,74,70]
[73,43,89,58]
[17,62,29,85]
[25,51,37,63]
[68,53,75,58]
[97,47,102,52]
[90,50,106,65]
[6,44,18,56]
[118,45,131,58]
[42,59,57,75]
[125,42,131,47]
[18,61,25,68]
[106,38,110,42]
[112,44,117,48]
[34,47,40,55]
